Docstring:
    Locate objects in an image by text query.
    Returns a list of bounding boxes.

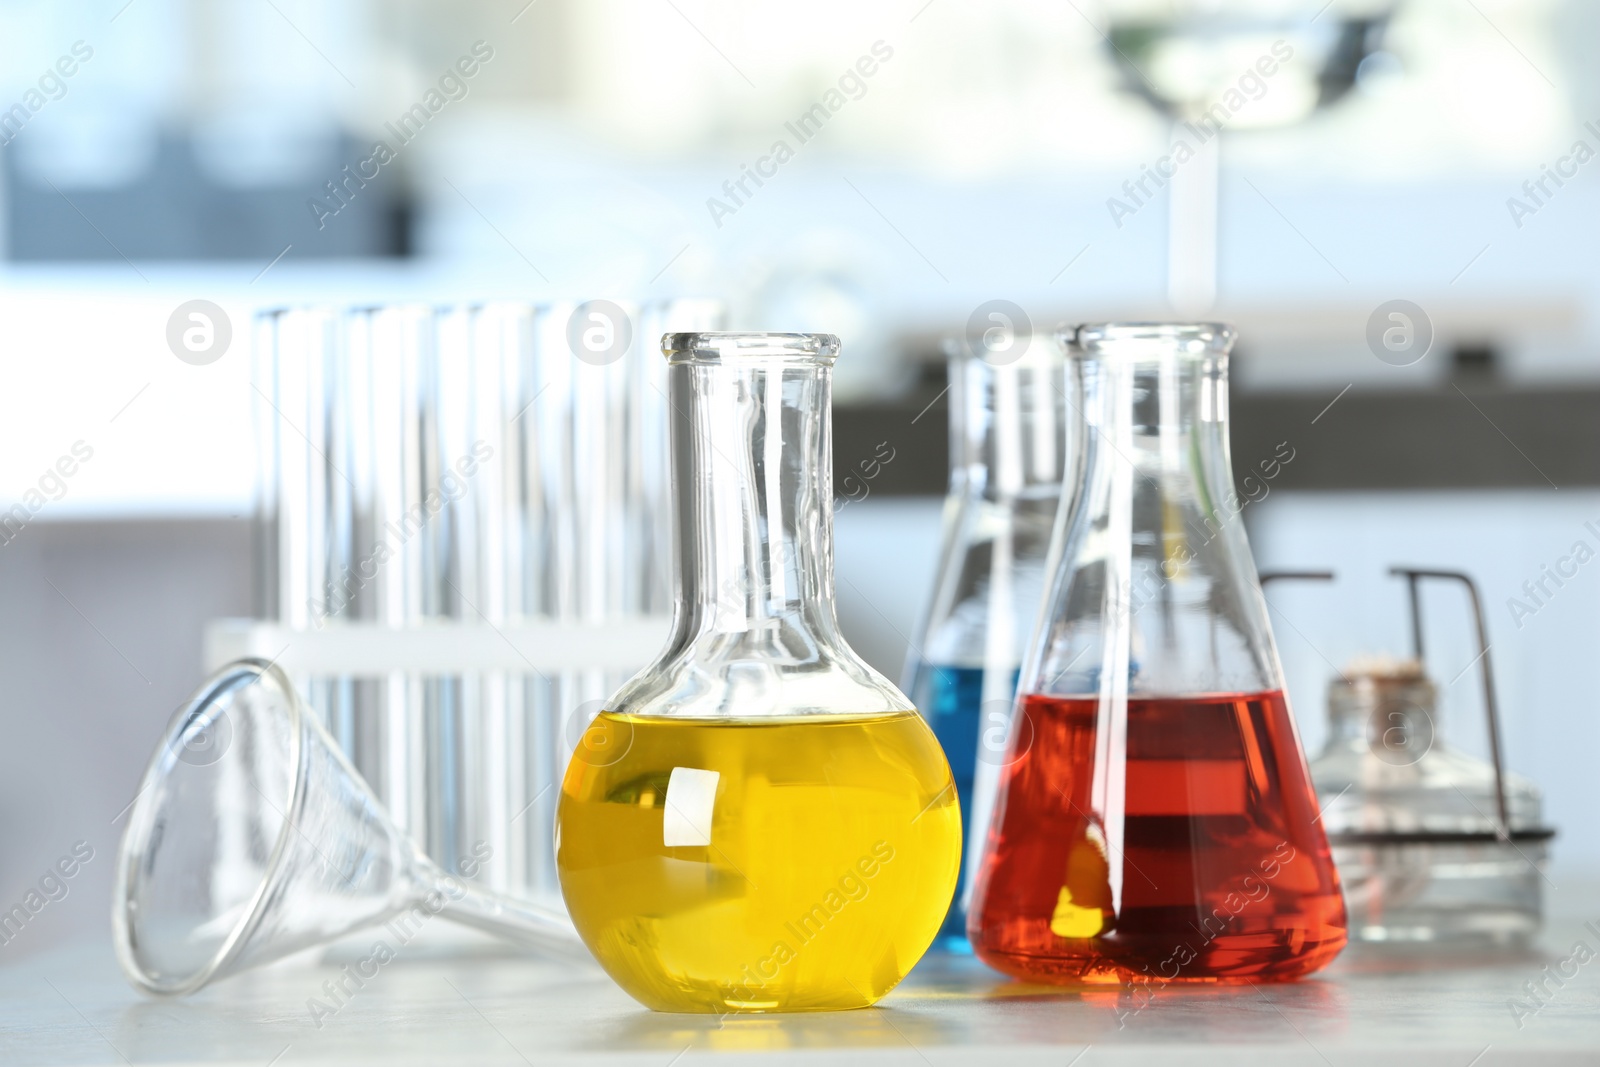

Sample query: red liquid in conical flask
[969,690,1346,982]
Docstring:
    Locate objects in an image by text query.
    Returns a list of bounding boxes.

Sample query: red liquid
[969,690,1346,983]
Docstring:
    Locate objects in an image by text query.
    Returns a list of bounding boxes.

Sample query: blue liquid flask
[903,333,1067,949]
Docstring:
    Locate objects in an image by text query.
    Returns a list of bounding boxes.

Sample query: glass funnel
[555,332,961,1013]
[113,660,589,996]
[903,334,1066,947]
[968,323,1347,983]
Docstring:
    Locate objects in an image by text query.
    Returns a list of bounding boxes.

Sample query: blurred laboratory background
[3,0,1600,955]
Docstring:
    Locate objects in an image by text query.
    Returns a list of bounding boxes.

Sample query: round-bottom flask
[556,333,961,1013]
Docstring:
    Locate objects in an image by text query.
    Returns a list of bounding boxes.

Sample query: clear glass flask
[1305,569,1552,945]
[555,332,962,1013]
[969,323,1347,982]
[903,336,1066,947]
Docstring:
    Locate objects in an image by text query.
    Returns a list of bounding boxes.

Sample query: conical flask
[903,334,1066,947]
[555,332,962,1013]
[113,660,589,996]
[968,323,1346,982]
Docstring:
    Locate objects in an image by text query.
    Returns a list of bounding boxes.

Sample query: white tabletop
[4,888,1597,1066]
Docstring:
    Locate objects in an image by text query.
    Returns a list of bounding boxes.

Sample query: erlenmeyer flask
[556,332,962,1013]
[903,335,1066,947]
[969,323,1346,982]
[113,660,588,996]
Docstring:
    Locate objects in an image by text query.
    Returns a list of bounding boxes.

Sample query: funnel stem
[430,869,592,964]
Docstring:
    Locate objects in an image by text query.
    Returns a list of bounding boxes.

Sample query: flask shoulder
[607,628,911,721]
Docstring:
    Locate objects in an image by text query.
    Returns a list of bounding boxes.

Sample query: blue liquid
[908,662,1017,948]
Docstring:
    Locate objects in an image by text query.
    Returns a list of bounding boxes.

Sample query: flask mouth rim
[1060,322,1236,357]
[664,331,839,365]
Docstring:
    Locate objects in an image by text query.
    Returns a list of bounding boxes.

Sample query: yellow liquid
[556,710,961,1013]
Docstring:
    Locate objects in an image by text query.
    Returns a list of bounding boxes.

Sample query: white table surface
[4,889,1597,1067]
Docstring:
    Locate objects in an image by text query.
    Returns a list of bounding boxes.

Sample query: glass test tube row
[252,299,723,908]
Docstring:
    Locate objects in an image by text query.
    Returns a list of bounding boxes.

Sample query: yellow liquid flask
[557,332,961,1013]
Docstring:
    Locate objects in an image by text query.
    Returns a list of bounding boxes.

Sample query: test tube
[334,307,389,811]
[251,311,280,624]
[532,302,584,903]
[317,312,362,754]
[253,296,721,914]
[451,300,564,906]
[255,307,360,737]
[362,304,435,840]
[502,302,564,903]
[465,302,532,897]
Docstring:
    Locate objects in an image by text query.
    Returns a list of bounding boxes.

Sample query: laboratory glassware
[555,332,962,1013]
[968,323,1347,982]
[1297,568,1553,945]
[631,300,727,614]
[253,307,366,753]
[903,334,1066,947]
[253,299,723,916]
[113,659,588,996]
[540,300,636,841]
[255,305,431,838]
